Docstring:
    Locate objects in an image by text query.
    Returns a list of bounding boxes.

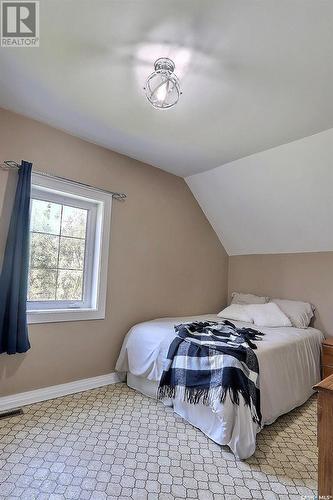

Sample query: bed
[116,314,324,459]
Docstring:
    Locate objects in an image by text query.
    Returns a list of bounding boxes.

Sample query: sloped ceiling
[0,0,333,176]
[186,129,333,255]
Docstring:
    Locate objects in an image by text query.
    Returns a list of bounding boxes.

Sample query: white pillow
[246,303,292,328]
[231,291,270,305]
[271,299,314,329]
[217,304,254,323]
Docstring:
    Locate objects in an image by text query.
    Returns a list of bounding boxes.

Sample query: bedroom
[0,0,332,499]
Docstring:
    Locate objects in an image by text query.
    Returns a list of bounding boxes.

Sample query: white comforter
[116,314,323,458]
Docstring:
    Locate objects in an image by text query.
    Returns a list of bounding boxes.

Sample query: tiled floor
[0,383,317,500]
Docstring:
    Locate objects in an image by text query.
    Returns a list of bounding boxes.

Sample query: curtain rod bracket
[1,160,20,170]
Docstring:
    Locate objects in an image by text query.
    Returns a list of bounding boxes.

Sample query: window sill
[27,308,105,324]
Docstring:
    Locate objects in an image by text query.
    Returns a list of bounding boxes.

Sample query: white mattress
[116,314,323,458]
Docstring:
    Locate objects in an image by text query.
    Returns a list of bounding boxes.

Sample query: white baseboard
[0,372,126,413]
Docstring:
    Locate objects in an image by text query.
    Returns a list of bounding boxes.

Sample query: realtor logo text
[1,1,39,47]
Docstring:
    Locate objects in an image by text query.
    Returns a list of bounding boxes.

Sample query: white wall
[186,128,333,255]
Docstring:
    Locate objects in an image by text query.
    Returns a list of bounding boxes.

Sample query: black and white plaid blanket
[158,320,264,425]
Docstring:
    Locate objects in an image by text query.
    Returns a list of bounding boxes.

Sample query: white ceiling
[0,0,332,176]
[186,129,333,255]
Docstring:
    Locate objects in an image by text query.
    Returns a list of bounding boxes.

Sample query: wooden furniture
[322,338,333,379]
[314,374,333,497]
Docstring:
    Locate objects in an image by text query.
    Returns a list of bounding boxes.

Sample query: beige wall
[228,253,333,336]
[0,108,228,397]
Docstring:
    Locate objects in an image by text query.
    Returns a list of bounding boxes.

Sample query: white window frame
[28,189,97,311]
[27,173,112,324]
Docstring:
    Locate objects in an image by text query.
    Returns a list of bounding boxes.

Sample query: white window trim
[27,173,112,324]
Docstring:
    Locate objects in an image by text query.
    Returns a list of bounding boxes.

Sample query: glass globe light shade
[144,58,181,109]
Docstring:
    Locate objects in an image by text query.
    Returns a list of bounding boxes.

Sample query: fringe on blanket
[158,384,261,425]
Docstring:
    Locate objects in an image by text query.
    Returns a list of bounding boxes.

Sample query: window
[27,173,112,324]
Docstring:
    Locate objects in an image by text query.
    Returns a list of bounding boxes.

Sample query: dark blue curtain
[0,161,32,354]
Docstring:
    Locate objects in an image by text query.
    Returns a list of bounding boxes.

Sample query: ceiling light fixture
[144,58,181,109]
